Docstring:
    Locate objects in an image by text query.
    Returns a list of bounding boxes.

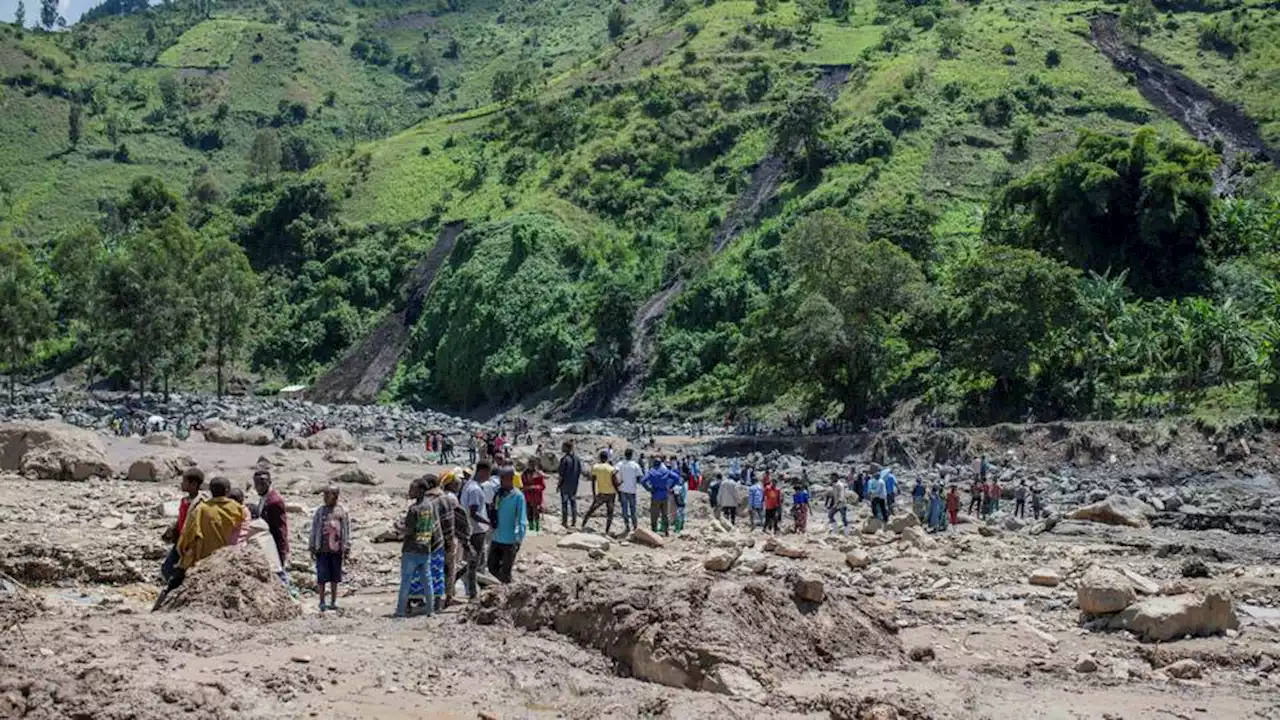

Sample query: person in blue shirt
[747,477,765,531]
[867,470,889,522]
[883,469,898,517]
[640,457,678,535]
[487,466,527,584]
[792,483,810,533]
[912,478,927,520]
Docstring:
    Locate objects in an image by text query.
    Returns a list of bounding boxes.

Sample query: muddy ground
[2,422,1280,719]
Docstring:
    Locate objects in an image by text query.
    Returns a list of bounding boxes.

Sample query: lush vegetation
[2,0,1280,428]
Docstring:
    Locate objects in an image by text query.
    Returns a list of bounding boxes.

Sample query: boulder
[306,428,358,452]
[1180,558,1211,579]
[1003,516,1026,532]
[792,575,825,603]
[738,549,769,574]
[845,549,872,569]
[702,664,766,701]
[1121,568,1161,595]
[281,436,308,450]
[1067,495,1152,528]
[327,466,381,486]
[861,518,885,534]
[1077,568,1136,615]
[324,452,358,465]
[203,420,246,444]
[0,421,112,481]
[1108,590,1239,642]
[240,427,273,446]
[1163,659,1203,679]
[703,548,740,572]
[901,526,934,549]
[1028,568,1061,587]
[766,539,808,559]
[557,533,611,552]
[126,453,195,482]
[630,527,665,549]
[886,512,920,533]
[1074,655,1098,673]
[140,432,179,448]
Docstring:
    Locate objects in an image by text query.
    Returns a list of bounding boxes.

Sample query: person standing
[522,459,546,533]
[852,471,866,504]
[461,461,492,600]
[253,470,289,569]
[762,476,782,533]
[946,485,961,526]
[309,486,350,612]
[969,476,984,516]
[883,469,898,517]
[616,448,643,533]
[1031,485,1043,520]
[396,478,438,618]
[826,474,850,532]
[912,478,927,520]
[580,451,618,535]
[426,473,469,609]
[867,470,888,523]
[161,467,205,583]
[672,476,688,533]
[747,475,765,531]
[1014,480,1028,519]
[488,467,527,583]
[717,472,741,525]
[707,473,723,520]
[641,457,676,535]
[557,442,582,529]
[792,482,810,533]
[927,485,947,532]
[154,476,244,610]
[988,476,1002,517]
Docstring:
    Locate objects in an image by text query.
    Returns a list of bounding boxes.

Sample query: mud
[1089,13,1280,193]
[158,544,300,625]
[470,570,900,693]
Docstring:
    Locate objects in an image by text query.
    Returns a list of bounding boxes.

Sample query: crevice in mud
[564,66,853,418]
[1088,13,1280,193]
[308,220,464,405]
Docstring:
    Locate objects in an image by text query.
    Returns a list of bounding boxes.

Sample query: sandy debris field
[2,418,1280,720]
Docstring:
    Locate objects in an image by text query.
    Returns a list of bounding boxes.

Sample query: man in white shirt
[718,474,741,525]
[616,448,643,533]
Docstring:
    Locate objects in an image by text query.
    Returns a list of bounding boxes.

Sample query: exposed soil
[158,544,301,625]
[3,420,1280,718]
[577,65,854,417]
[1089,13,1280,193]
[308,221,464,405]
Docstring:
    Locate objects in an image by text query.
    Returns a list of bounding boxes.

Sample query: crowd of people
[153,440,1042,618]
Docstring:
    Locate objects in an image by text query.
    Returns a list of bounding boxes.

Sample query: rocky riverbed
[2,399,1280,719]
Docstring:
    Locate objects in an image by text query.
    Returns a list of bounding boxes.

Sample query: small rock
[1077,568,1136,615]
[908,645,935,662]
[1121,568,1160,595]
[1029,568,1061,587]
[630,527,665,548]
[792,575,825,603]
[704,548,740,572]
[1075,655,1098,673]
[1164,659,1203,679]
[291,655,312,664]
[845,549,872,569]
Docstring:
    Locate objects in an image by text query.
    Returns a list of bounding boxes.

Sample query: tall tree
[195,238,257,396]
[14,1,25,28]
[1120,0,1157,44]
[94,215,201,397]
[68,102,82,148]
[39,0,56,30]
[0,241,53,404]
[607,3,628,39]
[774,87,835,177]
[248,129,282,176]
[50,224,104,323]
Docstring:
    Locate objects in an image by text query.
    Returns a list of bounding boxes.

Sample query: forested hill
[1,0,1279,427]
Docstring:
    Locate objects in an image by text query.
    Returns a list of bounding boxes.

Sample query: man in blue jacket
[487,465,527,584]
[640,457,678,536]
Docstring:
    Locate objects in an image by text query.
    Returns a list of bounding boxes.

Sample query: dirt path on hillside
[1088,13,1279,193]
[308,221,464,405]
[568,66,853,418]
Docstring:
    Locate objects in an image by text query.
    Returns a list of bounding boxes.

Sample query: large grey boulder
[1067,495,1153,528]
[0,421,112,481]
[1108,590,1239,642]
[1077,568,1136,615]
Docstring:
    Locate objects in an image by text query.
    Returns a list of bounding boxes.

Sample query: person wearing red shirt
[763,478,783,534]
[161,467,205,583]
[946,485,961,526]
[522,460,547,532]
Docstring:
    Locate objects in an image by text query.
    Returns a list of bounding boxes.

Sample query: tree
[67,102,82,148]
[158,74,181,114]
[1120,0,1158,44]
[607,4,628,39]
[93,215,201,397]
[196,238,257,396]
[828,0,851,21]
[0,240,52,404]
[491,63,537,104]
[937,18,964,57]
[741,211,926,419]
[248,129,282,176]
[39,0,56,30]
[984,128,1216,298]
[797,0,824,30]
[774,87,835,177]
[14,1,25,28]
[105,112,121,146]
[50,225,104,323]
[947,245,1083,419]
[865,194,938,263]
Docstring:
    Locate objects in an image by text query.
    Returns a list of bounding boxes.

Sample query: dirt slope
[308,221,464,405]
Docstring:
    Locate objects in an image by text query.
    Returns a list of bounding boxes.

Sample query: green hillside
[2,0,1280,427]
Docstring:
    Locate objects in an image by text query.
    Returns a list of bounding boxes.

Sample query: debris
[1077,568,1136,615]
[1029,568,1062,587]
